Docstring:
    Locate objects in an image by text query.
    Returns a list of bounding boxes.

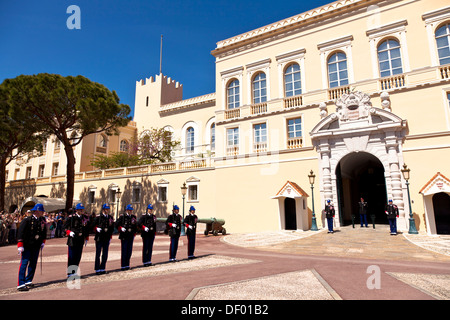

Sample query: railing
[250,102,267,115]
[287,137,303,149]
[179,159,207,170]
[226,146,239,156]
[283,95,303,108]
[380,74,406,90]
[225,108,240,120]
[151,162,176,173]
[328,86,350,100]
[439,65,450,80]
[253,142,268,153]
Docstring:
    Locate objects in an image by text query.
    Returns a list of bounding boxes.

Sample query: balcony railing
[250,102,267,115]
[328,86,350,100]
[380,74,406,90]
[287,137,303,149]
[284,95,303,108]
[226,146,239,156]
[439,65,450,80]
[225,108,240,120]
[253,142,268,153]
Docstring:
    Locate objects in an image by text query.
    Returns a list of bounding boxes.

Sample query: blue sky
[0,0,331,118]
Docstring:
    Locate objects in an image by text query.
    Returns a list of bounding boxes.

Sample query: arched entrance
[284,198,297,230]
[336,152,387,226]
[433,193,450,234]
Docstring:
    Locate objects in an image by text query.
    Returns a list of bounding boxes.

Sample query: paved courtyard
[0,225,449,302]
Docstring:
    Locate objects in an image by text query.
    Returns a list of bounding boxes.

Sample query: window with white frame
[186,127,195,153]
[88,186,96,204]
[378,39,403,77]
[436,23,450,65]
[157,179,168,203]
[227,127,239,155]
[287,117,303,149]
[26,167,32,179]
[38,165,45,178]
[120,140,129,152]
[52,163,59,176]
[328,52,349,88]
[132,183,141,203]
[284,63,302,97]
[227,79,240,109]
[253,123,267,152]
[252,72,267,104]
[186,177,199,202]
[210,123,215,151]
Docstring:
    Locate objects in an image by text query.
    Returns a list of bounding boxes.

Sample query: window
[120,140,129,152]
[328,52,348,88]
[132,186,141,203]
[227,79,240,109]
[26,167,32,179]
[188,185,198,201]
[287,118,302,138]
[287,117,303,149]
[378,39,403,77]
[436,23,450,65]
[88,190,95,204]
[52,163,59,176]
[210,123,215,151]
[227,127,239,155]
[252,72,267,104]
[186,127,195,153]
[253,123,267,153]
[284,63,302,97]
[38,165,45,178]
[158,186,168,202]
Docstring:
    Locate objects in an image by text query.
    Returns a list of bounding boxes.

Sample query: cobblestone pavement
[0,225,449,301]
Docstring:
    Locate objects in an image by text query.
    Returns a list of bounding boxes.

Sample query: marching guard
[93,204,115,274]
[64,203,90,277]
[184,206,198,259]
[385,199,399,235]
[115,204,137,270]
[325,200,335,234]
[166,205,182,262]
[17,204,47,291]
[138,204,157,266]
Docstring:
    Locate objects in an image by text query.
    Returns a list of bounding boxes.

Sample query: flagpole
[160,34,163,75]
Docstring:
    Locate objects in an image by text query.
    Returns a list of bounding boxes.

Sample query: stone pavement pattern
[0,225,449,300]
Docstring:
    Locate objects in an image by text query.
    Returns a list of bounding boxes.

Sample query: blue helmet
[147,204,154,210]
[189,206,196,211]
[102,203,110,210]
[126,204,133,211]
[75,203,85,210]
[31,203,44,212]
[173,205,179,211]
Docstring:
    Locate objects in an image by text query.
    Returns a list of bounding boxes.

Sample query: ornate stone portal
[310,91,408,230]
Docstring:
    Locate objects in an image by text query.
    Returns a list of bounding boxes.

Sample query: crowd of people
[0,209,98,246]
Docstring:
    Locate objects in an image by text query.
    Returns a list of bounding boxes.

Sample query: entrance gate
[310,91,408,230]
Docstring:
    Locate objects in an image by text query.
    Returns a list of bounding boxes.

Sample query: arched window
[227,79,240,109]
[252,72,267,104]
[378,39,403,77]
[284,63,302,97]
[98,135,107,148]
[328,52,348,88]
[436,23,450,65]
[210,123,215,151]
[120,140,129,152]
[186,127,194,153]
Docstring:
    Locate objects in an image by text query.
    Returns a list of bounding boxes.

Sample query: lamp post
[115,187,122,221]
[180,182,187,236]
[308,170,319,231]
[401,164,418,234]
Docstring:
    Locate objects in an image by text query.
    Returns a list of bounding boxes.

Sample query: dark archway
[284,198,297,230]
[433,192,450,235]
[336,152,388,226]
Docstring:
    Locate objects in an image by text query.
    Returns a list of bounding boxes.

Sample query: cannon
[198,218,226,236]
[155,217,226,236]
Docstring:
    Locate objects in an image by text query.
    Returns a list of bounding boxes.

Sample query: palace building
[5,0,450,235]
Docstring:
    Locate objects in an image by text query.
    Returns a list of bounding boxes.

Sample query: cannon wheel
[221,228,227,235]
[212,229,219,236]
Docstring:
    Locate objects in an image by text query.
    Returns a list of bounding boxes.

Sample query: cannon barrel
[156,217,226,236]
